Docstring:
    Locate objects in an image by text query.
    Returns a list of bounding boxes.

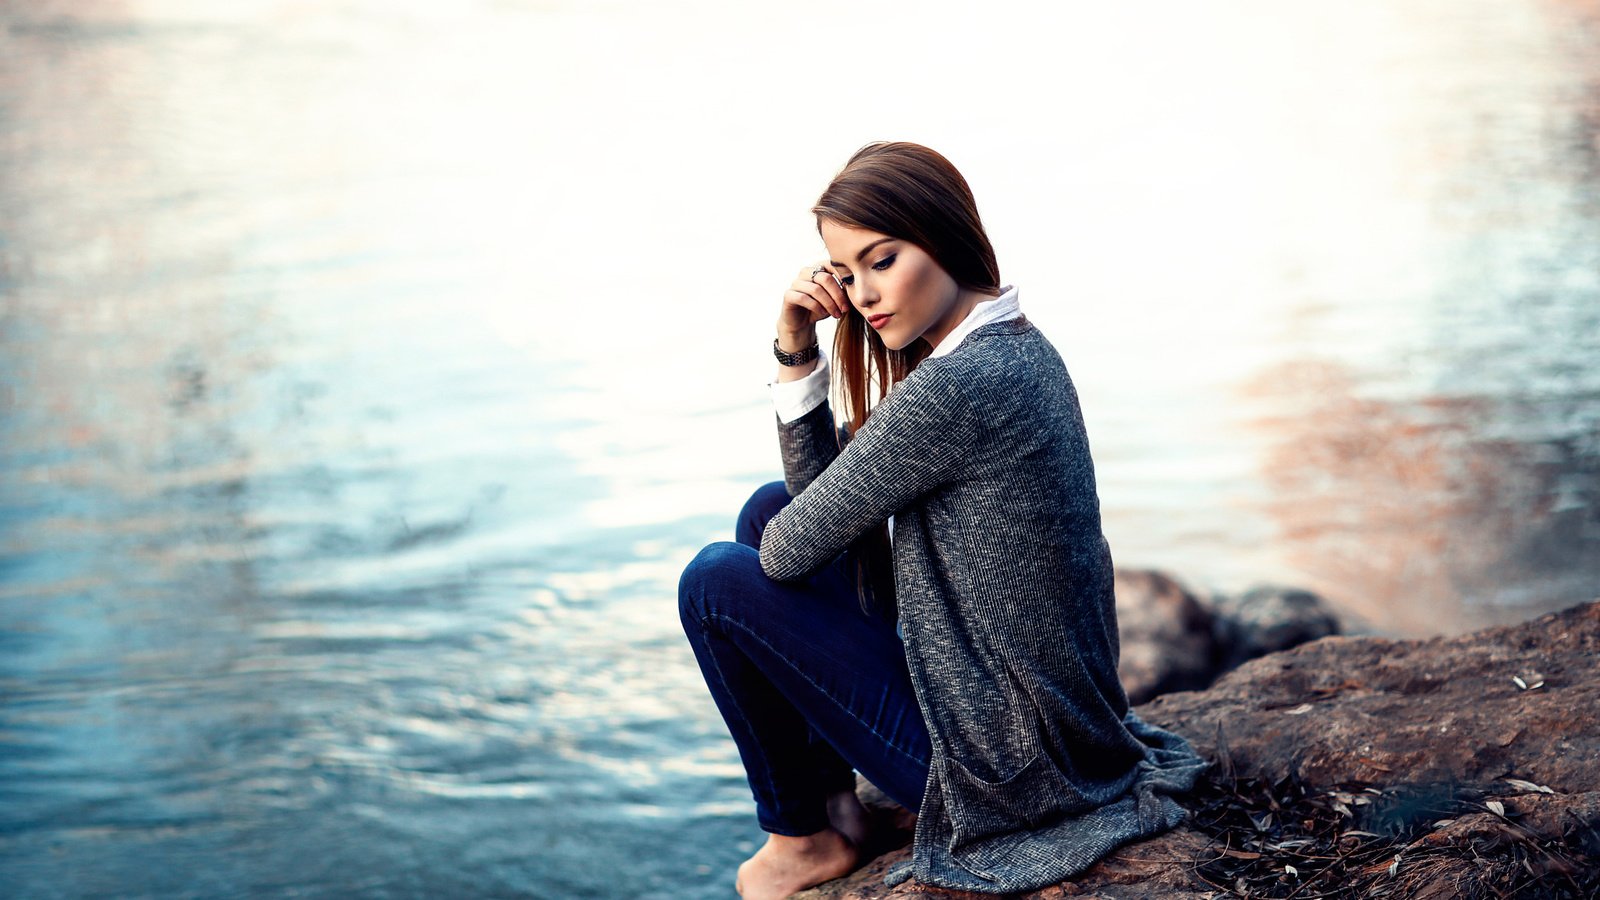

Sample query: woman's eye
[836,254,892,288]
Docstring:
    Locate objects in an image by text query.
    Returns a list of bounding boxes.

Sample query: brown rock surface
[1141,596,1599,790]
[791,598,1600,899]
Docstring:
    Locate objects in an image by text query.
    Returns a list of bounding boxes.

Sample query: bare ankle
[825,788,869,848]
[766,827,847,853]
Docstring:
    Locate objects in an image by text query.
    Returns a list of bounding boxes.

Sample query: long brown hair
[810,141,1002,622]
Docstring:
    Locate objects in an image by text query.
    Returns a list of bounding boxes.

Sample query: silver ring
[810,265,825,278]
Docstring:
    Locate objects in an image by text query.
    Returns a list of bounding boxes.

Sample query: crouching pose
[679,141,1210,898]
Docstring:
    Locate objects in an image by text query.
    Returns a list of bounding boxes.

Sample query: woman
[678,141,1210,898]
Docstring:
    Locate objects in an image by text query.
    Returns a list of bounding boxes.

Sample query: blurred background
[1,0,1596,896]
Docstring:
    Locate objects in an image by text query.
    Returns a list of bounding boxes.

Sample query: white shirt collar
[927,283,1021,358]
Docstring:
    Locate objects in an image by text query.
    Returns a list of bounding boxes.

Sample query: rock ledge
[793,598,1600,899]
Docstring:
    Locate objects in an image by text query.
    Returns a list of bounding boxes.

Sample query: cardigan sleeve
[772,349,854,497]
[760,362,978,582]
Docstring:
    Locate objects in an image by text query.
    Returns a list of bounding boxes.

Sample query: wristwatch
[773,336,820,366]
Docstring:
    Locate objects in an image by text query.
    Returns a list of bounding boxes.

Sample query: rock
[1112,568,1221,704]
[1208,583,1343,671]
[789,598,1600,899]
[1142,597,1598,790]
[1112,568,1342,705]
[793,828,1220,900]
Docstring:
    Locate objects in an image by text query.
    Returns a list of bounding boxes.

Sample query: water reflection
[1242,357,1600,636]
[1228,0,1600,636]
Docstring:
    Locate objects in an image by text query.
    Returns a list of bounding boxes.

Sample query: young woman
[678,141,1210,899]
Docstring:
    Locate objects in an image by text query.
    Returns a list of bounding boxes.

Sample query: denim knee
[743,479,790,512]
[678,540,760,626]
[735,480,792,547]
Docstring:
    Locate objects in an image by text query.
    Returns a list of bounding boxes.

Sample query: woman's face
[819,219,975,353]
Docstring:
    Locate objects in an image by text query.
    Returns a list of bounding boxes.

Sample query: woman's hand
[777,262,850,341]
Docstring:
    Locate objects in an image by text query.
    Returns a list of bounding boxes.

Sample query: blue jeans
[678,480,932,836]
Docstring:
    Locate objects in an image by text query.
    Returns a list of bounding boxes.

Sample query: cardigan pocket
[938,749,1075,879]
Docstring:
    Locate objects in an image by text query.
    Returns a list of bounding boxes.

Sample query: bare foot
[825,787,869,849]
[734,827,858,900]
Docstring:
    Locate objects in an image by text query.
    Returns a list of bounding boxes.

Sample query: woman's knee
[735,480,792,547]
[678,540,764,624]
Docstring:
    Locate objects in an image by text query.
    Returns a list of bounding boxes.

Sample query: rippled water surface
[2,0,1597,897]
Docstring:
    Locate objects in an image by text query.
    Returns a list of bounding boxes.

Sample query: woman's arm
[772,347,845,496]
[760,361,978,582]
[771,341,830,426]
[768,262,852,497]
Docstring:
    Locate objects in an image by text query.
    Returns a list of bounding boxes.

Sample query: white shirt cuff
[769,347,830,424]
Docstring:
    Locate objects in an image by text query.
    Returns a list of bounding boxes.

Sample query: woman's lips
[867,313,892,328]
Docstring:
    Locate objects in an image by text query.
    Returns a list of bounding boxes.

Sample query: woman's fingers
[784,271,827,323]
[782,285,832,327]
[778,263,850,334]
[789,268,835,320]
[795,263,848,319]
[812,262,848,315]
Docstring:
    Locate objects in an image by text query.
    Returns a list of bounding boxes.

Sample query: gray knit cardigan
[759,315,1211,893]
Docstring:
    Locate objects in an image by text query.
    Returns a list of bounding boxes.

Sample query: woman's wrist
[774,329,819,382]
[776,327,817,355]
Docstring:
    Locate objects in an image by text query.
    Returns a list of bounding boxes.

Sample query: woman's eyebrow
[829,237,895,268]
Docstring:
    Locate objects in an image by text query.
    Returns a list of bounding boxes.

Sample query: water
[1,0,1596,896]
